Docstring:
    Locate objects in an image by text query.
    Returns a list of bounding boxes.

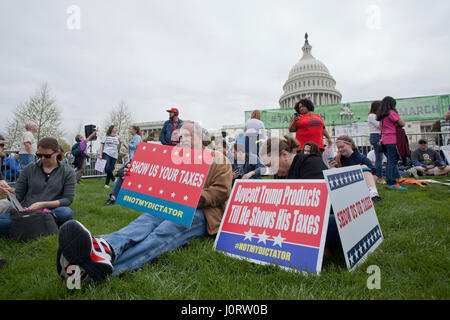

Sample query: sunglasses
[36,151,57,159]
[419,142,427,145]
[0,143,4,148]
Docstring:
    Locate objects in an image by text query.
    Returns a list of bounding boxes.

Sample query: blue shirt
[128,134,142,160]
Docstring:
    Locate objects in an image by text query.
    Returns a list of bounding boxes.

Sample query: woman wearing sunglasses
[0,137,76,236]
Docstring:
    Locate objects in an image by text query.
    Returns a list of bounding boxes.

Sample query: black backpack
[9,209,58,242]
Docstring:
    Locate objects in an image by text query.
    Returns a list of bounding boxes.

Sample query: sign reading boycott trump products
[116,143,214,227]
[323,166,383,271]
[214,180,331,274]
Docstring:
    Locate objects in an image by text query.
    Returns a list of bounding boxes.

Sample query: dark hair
[369,101,381,115]
[303,141,322,157]
[418,139,427,145]
[106,125,116,136]
[376,96,397,121]
[75,134,82,142]
[38,137,64,161]
[294,99,314,114]
[259,135,300,157]
[132,125,142,138]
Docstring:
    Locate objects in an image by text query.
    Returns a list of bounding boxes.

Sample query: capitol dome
[279,33,342,109]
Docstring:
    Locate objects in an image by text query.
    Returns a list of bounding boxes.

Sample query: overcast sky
[1,0,449,142]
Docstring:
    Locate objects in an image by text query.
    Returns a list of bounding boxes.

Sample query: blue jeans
[369,133,383,178]
[0,206,74,236]
[110,177,124,198]
[384,144,400,185]
[102,153,117,186]
[19,154,36,171]
[102,209,207,276]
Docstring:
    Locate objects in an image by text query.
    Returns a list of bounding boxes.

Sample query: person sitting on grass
[231,142,265,181]
[258,135,341,255]
[411,139,450,177]
[56,121,233,283]
[0,137,76,236]
[301,141,322,157]
[327,135,381,203]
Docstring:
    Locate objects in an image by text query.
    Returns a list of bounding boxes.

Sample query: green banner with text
[245,94,449,129]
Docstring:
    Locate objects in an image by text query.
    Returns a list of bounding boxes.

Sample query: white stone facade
[279,33,342,109]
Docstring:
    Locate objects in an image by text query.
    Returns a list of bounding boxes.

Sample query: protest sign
[323,166,383,271]
[116,143,214,227]
[441,145,450,165]
[94,158,107,173]
[214,180,331,274]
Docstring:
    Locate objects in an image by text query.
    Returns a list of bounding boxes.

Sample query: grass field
[0,176,449,300]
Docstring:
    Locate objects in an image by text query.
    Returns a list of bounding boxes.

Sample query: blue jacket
[160,119,184,146]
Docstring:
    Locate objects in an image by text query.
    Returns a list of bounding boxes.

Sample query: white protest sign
[441,146,450,165]
[95,158,107,173]
[323,165,383,271]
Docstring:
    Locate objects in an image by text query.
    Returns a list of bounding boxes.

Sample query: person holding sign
[259,135,341,252]
[98,125,121,189]
[104,126,142,206]
[328,135,381,203]
[56,121,232,282]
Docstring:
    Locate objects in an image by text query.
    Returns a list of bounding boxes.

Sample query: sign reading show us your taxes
[214,180,331,274]
[116,143,214,227]
[323,166,383,271]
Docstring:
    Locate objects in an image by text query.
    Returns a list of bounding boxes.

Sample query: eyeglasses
[418,142,427,145]
[36,151,57,159]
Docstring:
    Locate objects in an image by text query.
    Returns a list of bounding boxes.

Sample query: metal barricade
[64,152,106,179]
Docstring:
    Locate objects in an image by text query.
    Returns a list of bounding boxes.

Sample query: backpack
[9,209,58,242]
[71,142,82,157]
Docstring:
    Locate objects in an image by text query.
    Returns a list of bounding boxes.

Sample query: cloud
[0,0,449,145]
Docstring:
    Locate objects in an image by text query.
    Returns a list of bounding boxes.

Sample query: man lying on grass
[57,121,232,283]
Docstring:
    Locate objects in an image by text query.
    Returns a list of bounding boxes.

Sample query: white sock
[369,187,379,197]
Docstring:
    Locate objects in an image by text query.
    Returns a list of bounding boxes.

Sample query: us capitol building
[279,33,342,108]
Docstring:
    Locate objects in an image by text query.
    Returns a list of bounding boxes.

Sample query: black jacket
[287,154,327,180]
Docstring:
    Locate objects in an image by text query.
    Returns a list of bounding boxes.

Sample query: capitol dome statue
[279,33,342,109]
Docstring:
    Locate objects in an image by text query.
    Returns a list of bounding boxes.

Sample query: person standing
[289,99,332,151]
[103,126,142,206]
[99,125,121,189]
[368,101,385,184]
[123,126,142,160]
[18,123,37,170]
[160,108,183,146]
[244,110,265,156]
[376,96,407,191]
[73,130,97,184]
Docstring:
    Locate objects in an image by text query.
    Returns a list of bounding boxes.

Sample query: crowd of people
[0,96,449,278]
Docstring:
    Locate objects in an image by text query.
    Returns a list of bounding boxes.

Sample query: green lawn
[0,176,449,300]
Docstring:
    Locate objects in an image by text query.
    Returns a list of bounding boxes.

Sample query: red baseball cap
[166,108,179,114]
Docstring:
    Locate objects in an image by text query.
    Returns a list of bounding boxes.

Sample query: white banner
[323,165,383,271]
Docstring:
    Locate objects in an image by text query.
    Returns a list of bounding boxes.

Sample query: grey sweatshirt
[15,160,76,208]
